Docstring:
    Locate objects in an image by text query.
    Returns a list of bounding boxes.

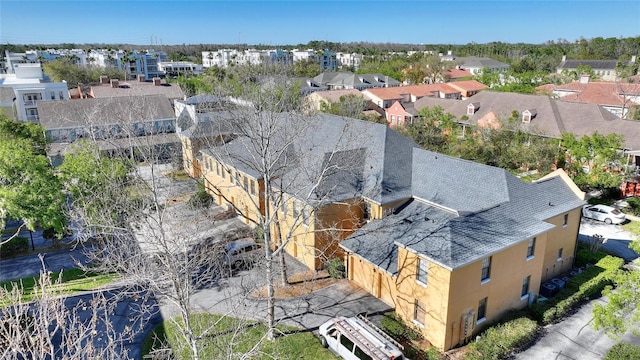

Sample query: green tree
[42,58,93,88]
[0,117,65,238]
[560,132,624,191]
[292,58,321,77]
[57,140,131,228]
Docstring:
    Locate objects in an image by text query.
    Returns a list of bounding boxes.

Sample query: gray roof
[456,56,510,70]
[201,111,418,204]
[37,94,175,129]
[90,80,184,100]
[313,72,401,89]
[557,60,619,71]
[0,87,15,104]
[414,91,640,151]
[342,171,584,272]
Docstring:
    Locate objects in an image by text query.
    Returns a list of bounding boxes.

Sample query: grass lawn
[143,313,339,359]
[622,221,640,238]
[0,268,119,303]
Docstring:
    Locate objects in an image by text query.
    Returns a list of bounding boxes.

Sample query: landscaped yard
[0,268,118,303]
[143,313,339,359]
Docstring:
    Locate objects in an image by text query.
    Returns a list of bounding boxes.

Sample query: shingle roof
[538,81,640,107]
[414,91,640,150]
[201,111,418,203]
[313,72,401,89]
[342,171,584,271]
[89,80,184,100]
[310,89,364,102]
[37,94,175,129]
[557,60,619,70]
[457,56,510,70]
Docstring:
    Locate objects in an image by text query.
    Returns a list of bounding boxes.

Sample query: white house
[0,63,69,122]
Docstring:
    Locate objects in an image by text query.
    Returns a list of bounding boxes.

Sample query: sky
[1,1,639,46]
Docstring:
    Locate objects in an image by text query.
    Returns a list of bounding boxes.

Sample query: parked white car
[318,315,405,360]
[582,204,626,224]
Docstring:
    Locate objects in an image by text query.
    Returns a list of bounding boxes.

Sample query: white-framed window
[250,180,256,196]
[477,297,487,323]
[293,201,300,218]
[481,256,491,283]
[416,258,428,286]
[563,214,568,227]
[521,275,531,298]
[414,299,426,326]
[527,238,536,259]
[302,207,310,226]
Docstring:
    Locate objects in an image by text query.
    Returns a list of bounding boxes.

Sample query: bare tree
[185,63,374,340]
[47,93,261,359]
[0,256,153,359]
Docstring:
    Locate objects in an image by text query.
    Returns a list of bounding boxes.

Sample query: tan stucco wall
[540,208,581,281]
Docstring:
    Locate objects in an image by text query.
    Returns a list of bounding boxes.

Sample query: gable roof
[538,81,640,107]
[363,83,462,101]
[557,60,619,71]
[201,112,419,204]
[313,72,401,89]
[456,56,510,70]
[37,94,175,129]
[310,89,364,103]
[342,170,584,272]
[414,91,640,150]
[89,80,184,100]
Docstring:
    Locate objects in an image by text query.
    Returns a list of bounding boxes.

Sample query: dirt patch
[166,192,194,205]
[251,270,340,299]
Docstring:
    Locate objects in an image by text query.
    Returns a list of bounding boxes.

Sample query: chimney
[579,74,590,84]
[138,74,146,82]
[100,75,109,84]
[562,55,567,62]
[153,77,161,86]
[110,79,119,88]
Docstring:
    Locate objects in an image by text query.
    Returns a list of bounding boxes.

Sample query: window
[416,258,428,285]
[216,161,221,176]
[477,297,487,322]
[363,202,371,221]
[413,298,426,326]
[481,256,491,282]
[527,238,536,259]
[563,214,568,227]
[339,333,355,353]
[250,180,256,195]
[243,176,249,191]
[293,201,301,218]
[229,170,234,184]
[354,346,372,360]
[558,248,563,261]
[221,166,226,180]
[282,197,288,215]
[302,208,310,226]
[521,275,531,298]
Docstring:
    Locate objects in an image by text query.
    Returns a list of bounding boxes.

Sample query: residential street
[578,217,638,262]
[516,295,640,360]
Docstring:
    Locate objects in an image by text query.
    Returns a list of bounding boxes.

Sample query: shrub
[188,181,213,209]
[605,342,640,360]
[380,312,422,341]
[574,247,607,267]
[530,255,623,324]
[324,257,345,279]
[0,236,29,257]
[465,317,538,360]
[625,197,640,216]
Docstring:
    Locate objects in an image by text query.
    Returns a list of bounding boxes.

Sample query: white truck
[318,315,406,360]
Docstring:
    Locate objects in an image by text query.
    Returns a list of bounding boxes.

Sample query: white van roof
[332,315,404,359]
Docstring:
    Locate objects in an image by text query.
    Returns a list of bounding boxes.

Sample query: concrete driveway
[579,218,639,262]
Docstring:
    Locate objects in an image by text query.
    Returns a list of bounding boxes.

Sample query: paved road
[0,246,90,282]
[516,296,640,360]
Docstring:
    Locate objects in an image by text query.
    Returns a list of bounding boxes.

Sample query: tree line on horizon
[2,35,639,64]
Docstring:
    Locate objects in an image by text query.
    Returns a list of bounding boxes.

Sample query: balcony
[23,99,38,107]
[26,114,39,122]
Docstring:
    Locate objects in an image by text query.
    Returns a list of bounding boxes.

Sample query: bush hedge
[626,197,640,216]
[465,317,538,360]
[0,236,29,257]
[605,342,640,360]
[530,255,623,325]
